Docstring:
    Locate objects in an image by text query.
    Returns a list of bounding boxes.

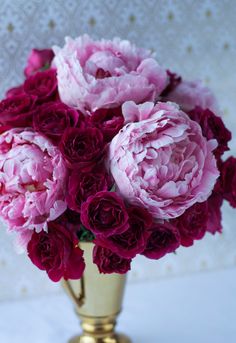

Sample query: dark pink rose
[24,69,58,103]
[27,221,85,282]
[59,127,104,170]
[206,193,223,234]
[90,107,124,142]
[95,206,153,258]
[67,168,111,213]
[188,107,231,158]
[24,48,54,77]
[160,70,182,97]
[93,245,131,274]
[173,202,208,247]
[6,85,24,98]
[0,94,37,128]
[33,101,81,144]
[81,191,129,237]
[142,222,180,260]
[221,157,236,208]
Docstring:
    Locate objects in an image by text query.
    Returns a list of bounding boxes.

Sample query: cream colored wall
[0,0,235,301]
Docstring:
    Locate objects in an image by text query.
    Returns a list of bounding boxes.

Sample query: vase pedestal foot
[69,333,132,343]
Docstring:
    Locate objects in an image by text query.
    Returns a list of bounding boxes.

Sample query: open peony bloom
[53,35,167,113]
[162,79,219,113]
[109,101,219,219]
[0,129,67,248]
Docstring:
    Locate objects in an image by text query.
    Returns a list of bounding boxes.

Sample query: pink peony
[53,35,167,113]
[162,79,219,113]
[0,129,68,248]
[109,101,219,219]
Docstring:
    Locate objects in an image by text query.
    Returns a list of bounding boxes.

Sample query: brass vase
[62,242,132,343]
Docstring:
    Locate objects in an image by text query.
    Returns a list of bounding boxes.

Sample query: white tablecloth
[0,268,236,343]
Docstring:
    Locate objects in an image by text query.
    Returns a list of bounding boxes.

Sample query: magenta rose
[6,85,25,98]
[221,157,236,208]
[53,35,167,113]
[163,79,219,113]
[188,107,231,158]
[93,245,131,274]
[172,202,208,247]
[24,69,58,103]
[81,191,129,237]
[206,193,223,234]
[33,101,81,144]
[0,129,67,249]
[160,70,182,97]
[109,101,219,219]
[142,222,180,260]
[66,168,111,213]
[89,107,124,142]
[59,127,104,170]
[0,94,37,128]
[95,206,153,258]
[27,222,85,282]
[24,48,54,77]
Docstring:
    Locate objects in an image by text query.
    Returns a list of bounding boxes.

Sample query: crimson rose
[188,106,231,158]
[66,168,110,213]
[142,222,180,259]
[206,193,223,234]
[221,157,236,208]
[95,206,153,258]
[24,48,54,77]
[60,127,104,170]
[27,221,85,282]
[160,70,181,97]
[24,69,58,103]
[33,101,81,143]
[90,107,124,142]
[0,94,37,128]
[93,245,131,274]
[6,85,24,98]
[173,202,208,247]
[81,191,129,237]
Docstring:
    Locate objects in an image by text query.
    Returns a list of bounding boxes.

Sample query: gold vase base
[69,333,132,343]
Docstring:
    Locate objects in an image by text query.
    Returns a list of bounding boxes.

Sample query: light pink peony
[162,80,219,113]
[109,101,219,219]
[53,35,167,113]
[0,129,68,248]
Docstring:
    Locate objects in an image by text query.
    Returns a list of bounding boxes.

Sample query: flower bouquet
[1,35,235,342]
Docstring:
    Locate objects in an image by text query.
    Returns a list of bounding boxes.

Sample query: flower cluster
[0,35,235,282]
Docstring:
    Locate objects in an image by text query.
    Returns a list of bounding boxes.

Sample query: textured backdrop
[0,0,236,301]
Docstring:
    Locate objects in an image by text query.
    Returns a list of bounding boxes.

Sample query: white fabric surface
[0,267,236,343]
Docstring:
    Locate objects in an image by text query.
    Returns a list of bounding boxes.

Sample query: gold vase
[62,242,132,343]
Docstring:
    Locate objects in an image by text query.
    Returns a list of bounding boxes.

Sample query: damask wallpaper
[0,0,236,301]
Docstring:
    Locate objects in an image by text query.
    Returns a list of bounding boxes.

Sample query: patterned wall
[0,0,236,301]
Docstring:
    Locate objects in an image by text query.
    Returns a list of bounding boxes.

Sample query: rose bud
[142,222,180,260]
[95,206,153,259]
[33,101,81,144]
[27,221,85,282]
[221,156,236,208]
[188,106,231,158]
[173,202,208,247]
[66,168,111,213]
[93,245,131,274]
[90,107,124,142]
[24,69,58,103]
[24,48,54,77]
[0,94,37,128]
[59,127,104,170]
[81,191,129,237]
